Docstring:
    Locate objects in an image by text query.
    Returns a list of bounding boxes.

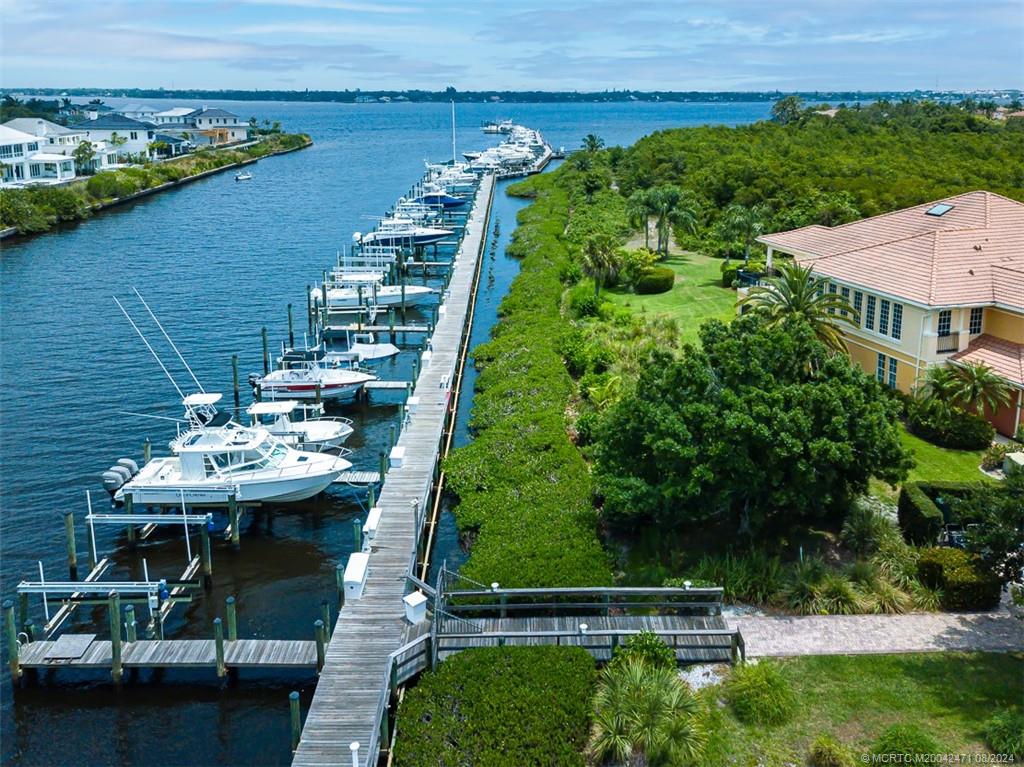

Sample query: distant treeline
[5,87,1015,104]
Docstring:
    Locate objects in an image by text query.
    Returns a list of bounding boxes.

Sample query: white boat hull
[259,380,366,400]
[317,285,435,309]
[116,462,346,504]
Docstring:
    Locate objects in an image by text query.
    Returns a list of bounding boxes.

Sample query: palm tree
[738,262,859,354]
[587,657,707,767]
[649,186,698,258]
[582,133,605,153]
[625,190,652,248]
[948,360,1013,413]
[581,232,621,298]
[721,204,767,265]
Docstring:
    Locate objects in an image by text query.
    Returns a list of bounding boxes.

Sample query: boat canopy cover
[248,400,299,415]
[183,392,223,406]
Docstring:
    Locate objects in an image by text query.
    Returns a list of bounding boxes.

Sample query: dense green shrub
[445,173,612,588]
[29,186,90,222]
[394,646,596,767]
[724,660,796,725]
[609,630,676,670]
[907,399,994,449]
[897,481,951,544]
[0,189,52,232]
[871,723,941,757]
[917,547,1001,611]
[634,265,675,294]
[982,443,1012,471]
[720,263,739,286]
[674,550,784,605]
[841,496,898,555]
[86,171,137,200]
[808,734,854,767]
[983,708,1024,759]
[567,283,600,318]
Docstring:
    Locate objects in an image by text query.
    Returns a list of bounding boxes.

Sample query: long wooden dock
[292,174,496,767]
[18,637,317,669]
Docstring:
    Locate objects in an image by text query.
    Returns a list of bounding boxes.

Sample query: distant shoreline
[6,88,1016,105]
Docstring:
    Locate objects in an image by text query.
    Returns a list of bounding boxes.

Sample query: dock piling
[378,451,387,482]
[226,596,238,641]
[228,494,240,549]
[125,604,137,642]
[320,599,331,634]
[108,591,123,684]
[63,511,78,580]
[199,521,213,590]
[306,284,313,334]
[287,303,295,347]
[143,437,152,465]
[124,494,136,549]
[335,564,345,610]
[314,620,325,672]
[23,620,35,644]
[261,327,270,376]
[4,599,20,684]
[214,617,226,677]
[367,484,376,510]
[290,691,302,751]
[353,519,362,552]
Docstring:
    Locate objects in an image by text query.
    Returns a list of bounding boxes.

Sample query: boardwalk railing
[363,633,432,767]
[440,585,727,618]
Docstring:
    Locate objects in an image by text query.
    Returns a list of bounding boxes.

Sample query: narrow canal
[0,100,768,766]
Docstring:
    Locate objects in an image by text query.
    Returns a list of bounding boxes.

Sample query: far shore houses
[1,102,252,188]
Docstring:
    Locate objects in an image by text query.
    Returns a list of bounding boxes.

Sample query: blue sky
[2,0,1021,91]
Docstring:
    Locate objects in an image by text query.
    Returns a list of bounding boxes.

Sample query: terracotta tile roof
[951,334,1024,387]
[758,191,1024,310]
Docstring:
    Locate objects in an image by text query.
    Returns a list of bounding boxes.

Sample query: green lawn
[605,252,737,345]
[704,653,1022,765]
[872,427,991,500]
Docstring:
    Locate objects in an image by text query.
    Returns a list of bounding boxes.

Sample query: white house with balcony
[187,107,248,144]
[3,118,88,156]
[0,125,76,186]
[152,107,197,125]
[755,191,1024,437]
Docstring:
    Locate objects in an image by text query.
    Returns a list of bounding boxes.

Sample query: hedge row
[394,646,596,766]
[917,547,1002,611]
[444,173,613,588]
[0,133,311,234]
[635,265,676,294]
[897,481,981,544]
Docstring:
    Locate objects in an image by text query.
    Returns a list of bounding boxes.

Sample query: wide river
[0,99,769,766]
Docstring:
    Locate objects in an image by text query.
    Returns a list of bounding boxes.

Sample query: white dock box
[405,396,420,415]
[344,552,369,600]
[364,506,382,540]
[421,349,432,368]
[403,591,429,624]
[389,445,406,468]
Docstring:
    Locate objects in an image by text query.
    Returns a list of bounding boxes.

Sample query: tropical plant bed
[701,653,1023,766]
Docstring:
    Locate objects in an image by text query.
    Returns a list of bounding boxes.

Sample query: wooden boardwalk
[292,175,495,767]
[18,637,317,669]
[435,615,736,664]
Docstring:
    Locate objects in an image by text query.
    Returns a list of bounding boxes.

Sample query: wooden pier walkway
[18,636,317,669]
[292,174,496,767]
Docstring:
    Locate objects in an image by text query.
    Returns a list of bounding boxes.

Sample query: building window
[853,291,863,322]
[29,163,41,178]
[969,307,983,335]
[130,131,138,140]
[866,295,876,330]
[840,286,850,317]
[891,304,903,340]
[828,283,837,314]
[876,353,886,383]
[12,144,23,157]
[937,309,952,337]
[879,299,891,335]
[27,142,38,151]
[888,358,898,388]
[0,145,12,159]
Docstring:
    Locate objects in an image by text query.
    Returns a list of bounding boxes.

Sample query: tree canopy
[593,315,911,536]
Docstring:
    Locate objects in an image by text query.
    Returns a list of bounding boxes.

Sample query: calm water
[0,99,769,766]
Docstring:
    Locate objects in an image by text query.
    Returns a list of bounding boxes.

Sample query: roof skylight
[926,203,954,217]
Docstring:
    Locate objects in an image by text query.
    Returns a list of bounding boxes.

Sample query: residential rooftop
[77,114,156,130]
[3,118,84,137]
[758,191,1024,311]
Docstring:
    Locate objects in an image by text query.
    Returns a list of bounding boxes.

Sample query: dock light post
[349,741,360,767]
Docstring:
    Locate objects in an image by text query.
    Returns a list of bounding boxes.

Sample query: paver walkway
[730,609,1022,657]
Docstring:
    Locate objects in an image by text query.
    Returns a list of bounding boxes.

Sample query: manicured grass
[703,653,1022,765]
[901,428,991,484]
[604,252,737,345]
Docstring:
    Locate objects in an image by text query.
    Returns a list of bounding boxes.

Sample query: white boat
[254,360,377,400]
[235,171,253,181]
[115,394,349,504]
[312,283,436,309]
[358,218,453,247]
[247,400,354,451]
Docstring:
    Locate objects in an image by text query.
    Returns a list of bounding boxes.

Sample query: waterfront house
[152,107,197,125]
[2,117,88,156]
[76,114,156,159]
[0,125,76,186]
[756,191,1024,436]
[186,107,248,144]
[117,103,159,122]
